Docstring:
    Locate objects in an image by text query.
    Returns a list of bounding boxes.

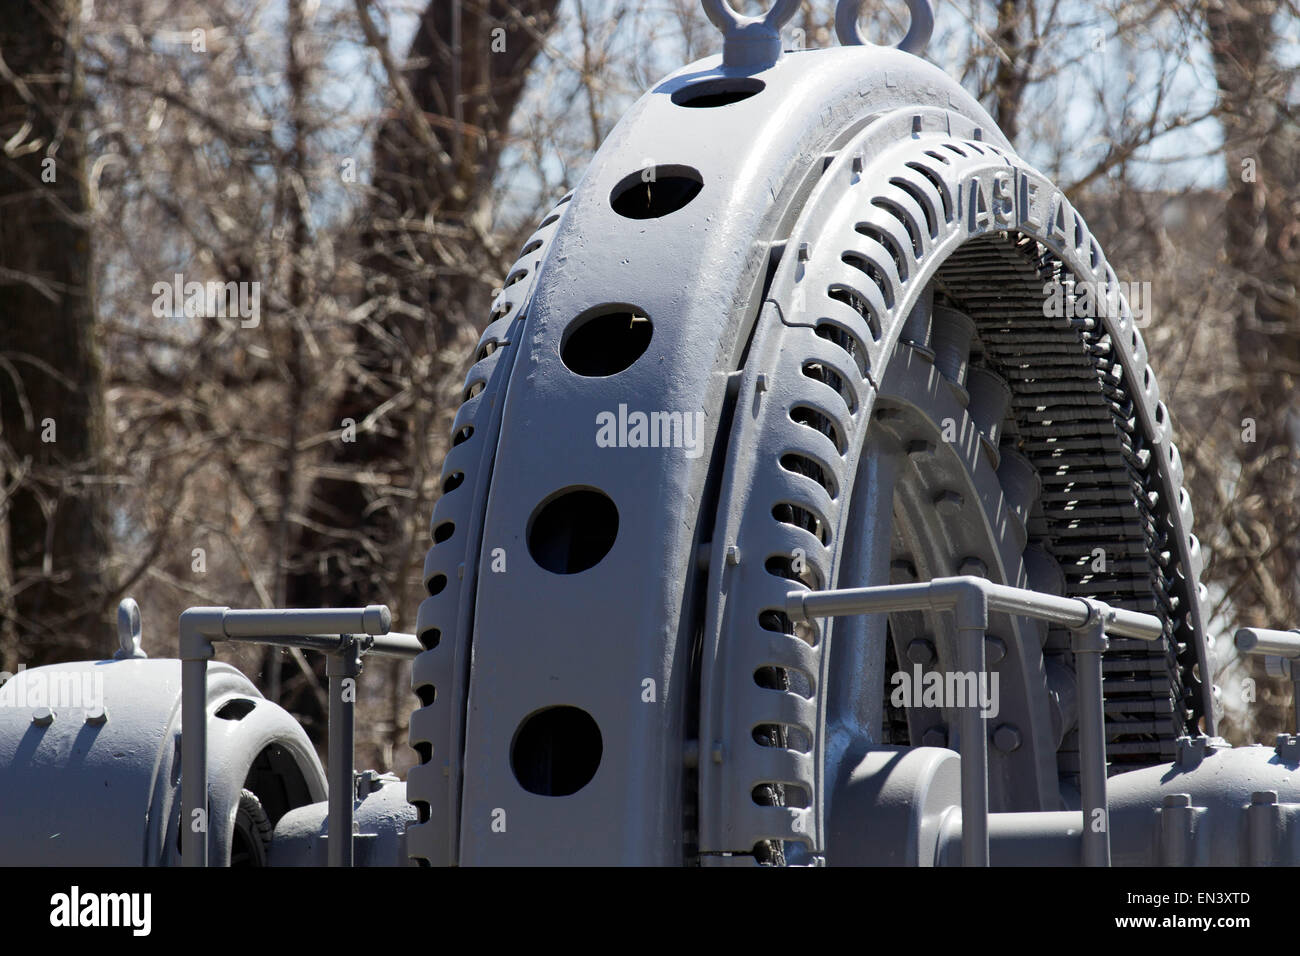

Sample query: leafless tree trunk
[1206,0,1300,736]
[0,0,107,669]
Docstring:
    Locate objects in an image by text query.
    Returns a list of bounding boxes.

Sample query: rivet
[31,707,54,727]
[959,557,987,578]
[797,242,810,262]
[85,706,108,726]
[1162,793,1192,809]
[755,373,768,393]
[725,545,740,566]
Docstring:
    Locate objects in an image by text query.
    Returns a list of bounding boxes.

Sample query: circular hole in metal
[671,77,764,108]
[561,307,653,377]
[610,165,703,220]
[511,706,603,796]
[528,488,619,574]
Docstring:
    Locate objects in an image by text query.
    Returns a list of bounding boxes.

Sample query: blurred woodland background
[0,0,1296,772]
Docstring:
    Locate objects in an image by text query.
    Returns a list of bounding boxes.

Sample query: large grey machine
[2,0,1297,867]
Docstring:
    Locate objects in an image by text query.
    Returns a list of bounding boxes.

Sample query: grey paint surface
[0,659,324,865]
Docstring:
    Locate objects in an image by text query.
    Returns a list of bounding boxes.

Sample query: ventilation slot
[759,607,818,646]
[780,452,838,499]
[815,321,870,379]
[610,166,703,219]
[752,782,811,806]
[754,666,814,699]
[789,404,846,454]
[802,360,855,414]
[829,283,884,338]
[528,488,619,574]
[851,226,906,284]
[890,177,938,238]
[511,706,603,796]
[215,699,256,721]
[871,198,924,261]
[771,501,831,546]
[910,161,953,222]
[416,684,436,707]
[452,425,473,447]
[442,471,464,494]
[561,308,653,377]
[671,77,764,107]
[764,553,823,591]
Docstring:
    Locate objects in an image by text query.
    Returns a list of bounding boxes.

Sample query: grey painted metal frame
[1236,627,1300,731]
[178,606,420,867]
[787,575,1161,865]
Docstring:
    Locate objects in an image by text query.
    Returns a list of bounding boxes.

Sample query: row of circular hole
[430,87,748,799]
[522,83,776,581]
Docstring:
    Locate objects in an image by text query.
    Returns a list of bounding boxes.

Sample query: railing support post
[327,636,362,867]
[179,608,224,868]
[949,581,990,867]
[1071,601,1111,867]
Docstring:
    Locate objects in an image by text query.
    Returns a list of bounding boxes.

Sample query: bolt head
[905,638,935,665]
[31,707,54,727]
[890,559,918,581]
[933,491,965,515]
[921,726,947,747]
[959,557,987,578]
[85,706,108,726]
[984,636,1007,665]
[993,724,1022,753]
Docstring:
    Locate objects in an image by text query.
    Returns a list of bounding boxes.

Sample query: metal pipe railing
[1235,627,1300,731]
[788,575,1163,867]
[178,606,419,867]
